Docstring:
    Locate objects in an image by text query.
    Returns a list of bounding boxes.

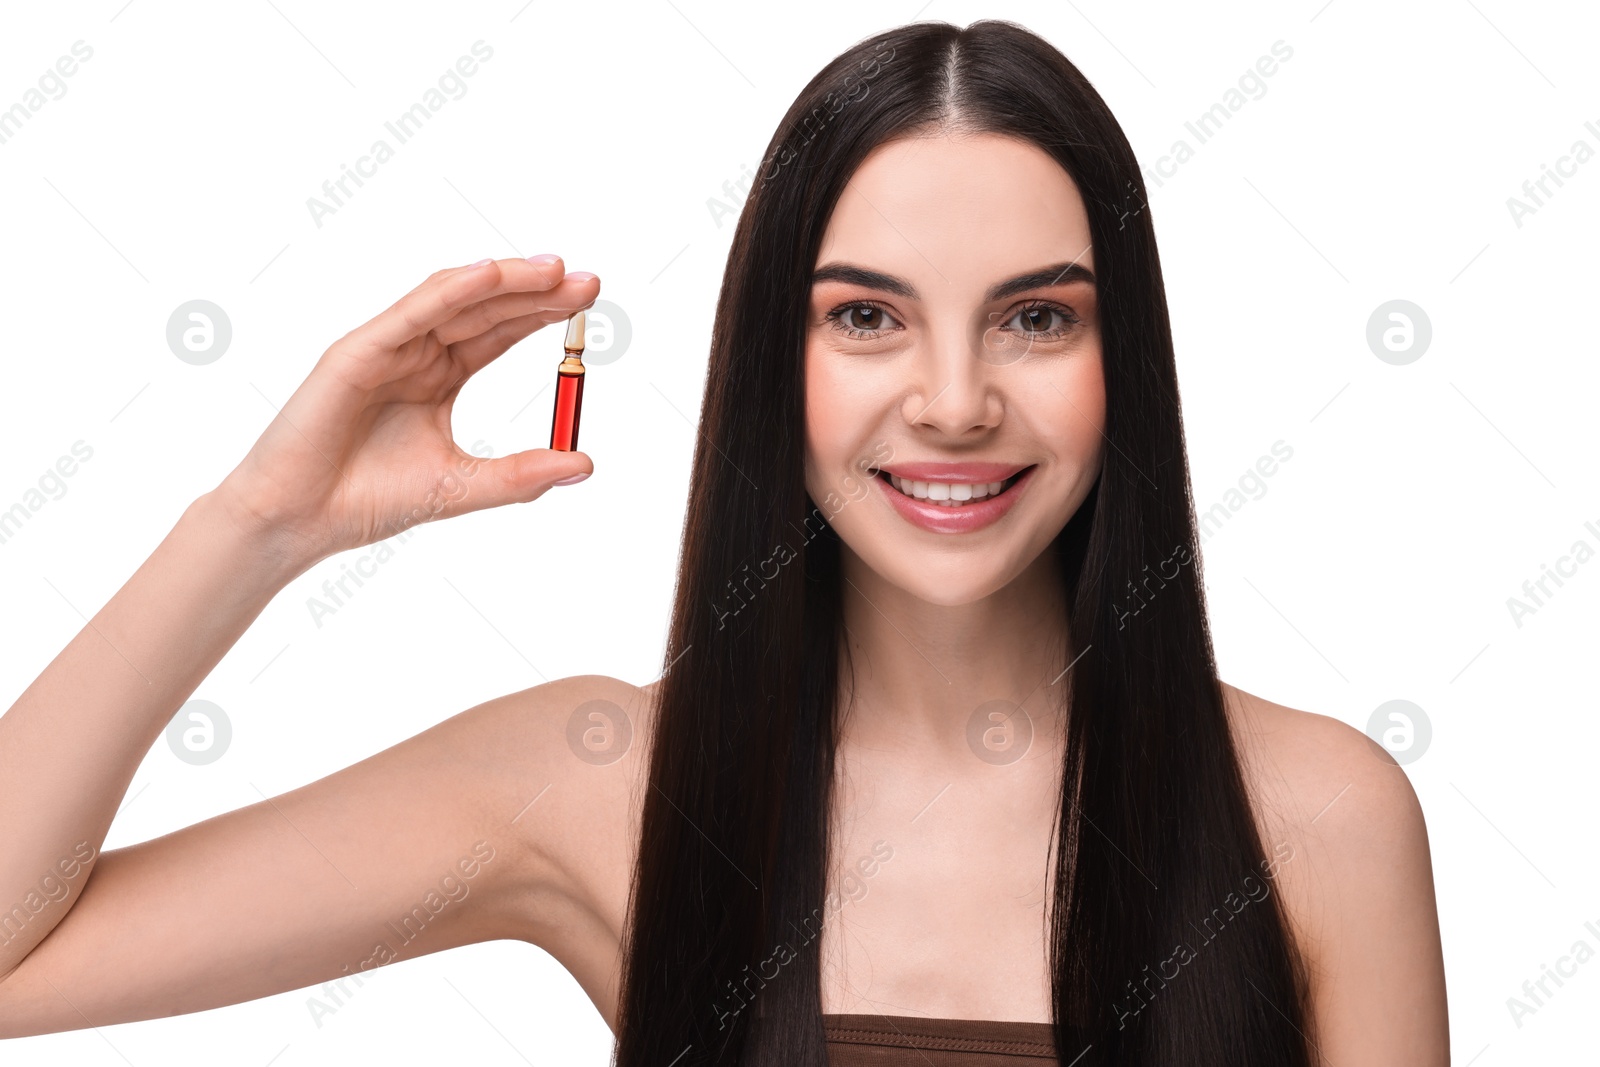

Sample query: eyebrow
[810,260,1096,302]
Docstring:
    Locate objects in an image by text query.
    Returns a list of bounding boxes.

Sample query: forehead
[815,130,1094,290]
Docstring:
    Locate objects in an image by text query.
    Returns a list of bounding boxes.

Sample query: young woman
[0,18,1447,1066]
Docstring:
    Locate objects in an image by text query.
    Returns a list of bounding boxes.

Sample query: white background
[2,0,1596,1063]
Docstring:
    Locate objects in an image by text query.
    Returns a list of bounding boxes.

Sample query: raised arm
[0,256,605,1035]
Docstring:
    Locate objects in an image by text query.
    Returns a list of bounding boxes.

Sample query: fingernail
[552,472,590,486]
[565,271,597,283]
[527,254,560,265]
[469,258,493,267]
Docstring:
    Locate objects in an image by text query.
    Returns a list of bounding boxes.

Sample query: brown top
[823,1013,1068,1066]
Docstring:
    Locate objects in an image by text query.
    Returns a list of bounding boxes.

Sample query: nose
[901,327,1002,437]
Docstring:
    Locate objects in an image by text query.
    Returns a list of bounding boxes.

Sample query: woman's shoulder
[1218,680,1427,855]
[489,672,660,761]
[468,674,658,888]
[488,672,660,812]
[432,672,659,989]
[1219,681,1448,1057]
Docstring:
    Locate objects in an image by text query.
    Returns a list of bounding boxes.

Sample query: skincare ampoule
[549,310,586,451]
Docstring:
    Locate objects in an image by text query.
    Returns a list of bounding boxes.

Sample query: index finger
[357,257,567,353]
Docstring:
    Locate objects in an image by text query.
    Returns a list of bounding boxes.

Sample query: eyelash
[822,299,1083,341]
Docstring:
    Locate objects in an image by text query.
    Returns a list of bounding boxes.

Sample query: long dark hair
[614,19,1312,1066]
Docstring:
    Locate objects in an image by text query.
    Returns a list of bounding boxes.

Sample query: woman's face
[803,130,1107,607]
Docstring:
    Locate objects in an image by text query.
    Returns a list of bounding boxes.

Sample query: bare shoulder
[1219,681,1449,1064]
[466,674,657,937]
[489,671,659,850]
[483,671,658,780]
[1220,681,1421,845]
[1218,679,1429,911]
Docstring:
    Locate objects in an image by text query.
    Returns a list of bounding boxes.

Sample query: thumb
[458,448,593,511]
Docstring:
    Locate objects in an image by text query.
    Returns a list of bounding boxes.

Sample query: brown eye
[1004,301,1081,338]
[846,307,884,330]
[825,301,902,338]
[1017,307,1053,332]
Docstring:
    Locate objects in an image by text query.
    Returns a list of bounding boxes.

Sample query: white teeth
[888,474,1016,506]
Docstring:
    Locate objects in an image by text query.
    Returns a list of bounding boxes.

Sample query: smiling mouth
[876,466,1032,507]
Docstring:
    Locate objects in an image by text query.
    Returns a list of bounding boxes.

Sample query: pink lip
[878,461,1028,483]
[874,465,1036,534]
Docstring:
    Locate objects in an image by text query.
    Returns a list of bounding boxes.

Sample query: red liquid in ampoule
[550,371,585,450]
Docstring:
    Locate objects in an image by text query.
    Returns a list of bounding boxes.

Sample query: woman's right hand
[210,255,599,572]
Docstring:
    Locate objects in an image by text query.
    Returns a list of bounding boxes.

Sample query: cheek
[804,346,869,481]
[804,347,902,512]
[803,351,832,504]
[1039,349,1106,461]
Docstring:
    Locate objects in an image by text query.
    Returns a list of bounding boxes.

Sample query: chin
[847,538,1033,605]
[889,573,1013,607]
